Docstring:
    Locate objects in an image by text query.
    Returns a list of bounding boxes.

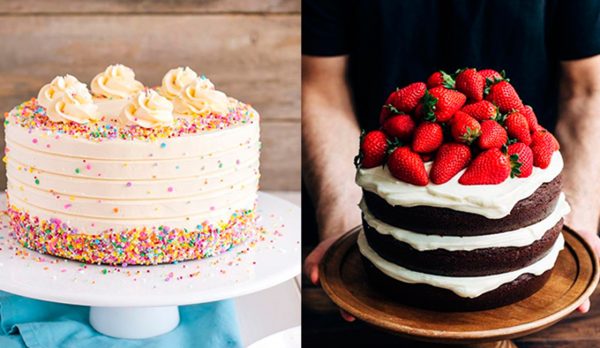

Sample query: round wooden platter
[319,226,599,344]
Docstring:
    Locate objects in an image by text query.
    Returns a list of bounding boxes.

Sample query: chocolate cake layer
[363,218,563,276]
[363,175,562,236]
[362,256,553,311]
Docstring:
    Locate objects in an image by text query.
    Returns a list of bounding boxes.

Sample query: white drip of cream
[361,193,570,251]
[356,152,563,219]
[357,231,564,298]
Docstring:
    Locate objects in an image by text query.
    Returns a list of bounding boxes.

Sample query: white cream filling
[357,231,564,298]
[361,193,570,251]
[356,152,563,219]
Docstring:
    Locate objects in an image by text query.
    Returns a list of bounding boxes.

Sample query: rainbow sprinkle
[6,98,258,142]
[7,204,257,265]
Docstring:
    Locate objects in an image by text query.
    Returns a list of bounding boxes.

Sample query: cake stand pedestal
[0,192,301,339]
[320,226,599,346]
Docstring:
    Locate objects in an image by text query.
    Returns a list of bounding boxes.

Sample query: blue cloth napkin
[0,291,241,348]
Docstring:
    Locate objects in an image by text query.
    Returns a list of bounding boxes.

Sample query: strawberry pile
[356,68,560,186]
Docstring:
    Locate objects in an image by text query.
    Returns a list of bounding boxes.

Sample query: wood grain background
[0,0,301,190]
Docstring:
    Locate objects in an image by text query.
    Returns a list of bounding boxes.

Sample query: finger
[340,309,356,322]
[310,264,320,285]
[578,298,591,313]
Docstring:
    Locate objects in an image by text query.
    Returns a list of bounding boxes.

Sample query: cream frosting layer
[358,231,564,298]
[5,102,260,235]
[356,151,563,219]
[361,193,570,251]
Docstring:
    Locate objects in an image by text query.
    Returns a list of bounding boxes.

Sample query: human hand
[304,233,357,322]
[573,229,600,313]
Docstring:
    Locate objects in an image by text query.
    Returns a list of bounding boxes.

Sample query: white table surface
[235,191,301,347]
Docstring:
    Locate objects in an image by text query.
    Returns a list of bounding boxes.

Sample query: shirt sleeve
[555,0,600,60]
[302,0,351,56]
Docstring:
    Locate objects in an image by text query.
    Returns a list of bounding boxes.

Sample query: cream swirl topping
[173,77,230,116]
[91,64,144,99]
[46,84,98,124]
[120,89,174,128]
[37,75,86,109]
[159,67,199,100]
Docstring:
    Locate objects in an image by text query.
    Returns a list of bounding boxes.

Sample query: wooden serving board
[319,226,599,344]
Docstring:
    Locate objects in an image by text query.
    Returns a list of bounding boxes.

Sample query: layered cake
[4,64,260,265]
[355,68,567,310]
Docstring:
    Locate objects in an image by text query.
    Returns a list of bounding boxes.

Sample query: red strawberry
[478,69,502,81]
[412,122,443,153]
[530,130,559,168]
[517,105,539,131]
[382,114,415,141]
[422,87,467,122]
[379,105,394,125]
[455,68,485,101]
[460,100,498,121]
[505,112,532,145]
[459,148,510,185]
[430,143,472,184]
[507,143,533,178]
[486,81,523,113]
[450,111,481,144]
[531,129,560,150]
[477,120,508,149]
[386,82,427,114]
[387,146,429,186]
[426,71,455,89]
[358,130,388,168]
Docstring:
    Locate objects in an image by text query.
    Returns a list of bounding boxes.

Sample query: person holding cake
[302,0,600,319]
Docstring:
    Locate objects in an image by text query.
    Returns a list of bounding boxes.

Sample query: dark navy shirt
[303,0,600,132]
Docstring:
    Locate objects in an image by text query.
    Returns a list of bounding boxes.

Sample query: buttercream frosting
[46,84,98,124]
[174,77,230,116]
[37,74,86,109]
[120,89,174,128]
[357,231,564,298]
[159,67,199,100]
[356,151,563,219]
[361,194,570,251]
[91,64,144,99]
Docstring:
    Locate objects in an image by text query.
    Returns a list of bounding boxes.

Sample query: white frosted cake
[4,64,260,265]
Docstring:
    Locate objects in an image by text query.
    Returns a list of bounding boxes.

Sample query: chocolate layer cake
[356,151,569,311]
[355,70,569,311]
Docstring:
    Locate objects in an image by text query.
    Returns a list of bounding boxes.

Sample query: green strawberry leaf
[421,91,438,122]
[440,70,456,89]
[509,153,521,178]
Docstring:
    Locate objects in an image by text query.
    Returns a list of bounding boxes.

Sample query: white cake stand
[0,192,300,339]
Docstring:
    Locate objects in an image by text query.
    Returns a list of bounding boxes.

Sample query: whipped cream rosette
[46,83,98,124]
[120,89,174,128]
[91,64,144,99]
[173,77,230,116]
[159,67,199,100]
[37,74,86,109]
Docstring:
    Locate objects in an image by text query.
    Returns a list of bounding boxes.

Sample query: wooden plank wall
[0,0,301,190]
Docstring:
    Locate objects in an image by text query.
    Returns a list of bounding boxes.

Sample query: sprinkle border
[7,204,256,265]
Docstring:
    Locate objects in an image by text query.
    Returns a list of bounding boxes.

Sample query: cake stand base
[89,306,180,339]
[320,226,599,344]
[0,192,300,340]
